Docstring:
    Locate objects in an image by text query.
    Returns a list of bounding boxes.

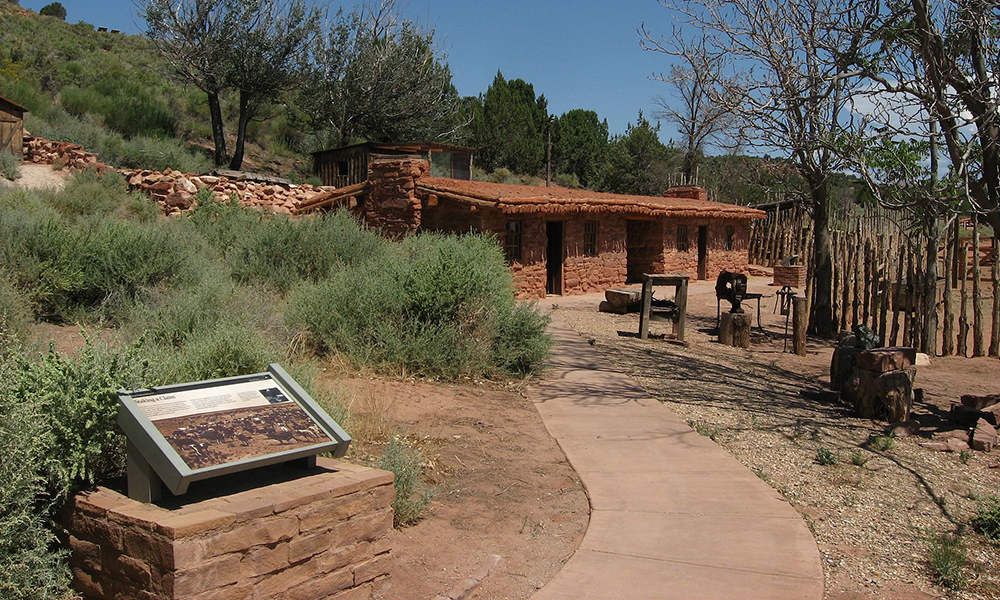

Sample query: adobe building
[0,95,27,158]
[299,158,764,299]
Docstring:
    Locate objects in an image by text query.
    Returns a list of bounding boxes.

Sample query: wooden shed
[312,141,473,188]
[0,95,27,158]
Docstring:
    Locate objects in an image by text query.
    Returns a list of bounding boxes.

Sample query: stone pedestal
[67,458,394,600]
[842,348,917,422]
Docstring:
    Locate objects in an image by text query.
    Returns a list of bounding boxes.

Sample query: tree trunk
[229,91,252,171]
[990,241,999,357]
[809,178,835,336]
[942,219,954,356]
[923,222,939,355]
[973,213,984,356]
[207,91,227,167]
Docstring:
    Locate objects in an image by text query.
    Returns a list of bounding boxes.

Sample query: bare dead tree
[641,0,876,336]
[650,51,735,182]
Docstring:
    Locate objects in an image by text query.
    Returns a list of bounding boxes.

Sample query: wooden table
[638,273,689,341]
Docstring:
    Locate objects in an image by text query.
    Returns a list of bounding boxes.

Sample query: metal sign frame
[117,363,351,502]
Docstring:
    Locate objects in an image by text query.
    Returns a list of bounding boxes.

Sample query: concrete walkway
[529,318,824,600]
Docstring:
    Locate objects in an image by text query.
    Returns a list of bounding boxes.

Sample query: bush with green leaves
[0,272,32,352]
[971,495,1000,542]
[378,437,434,527]
[927,533,968,590]
[0,151,21,181]
[288,230,550,380]
[0,359,72,600]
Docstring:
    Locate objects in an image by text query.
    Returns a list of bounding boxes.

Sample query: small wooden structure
[638,273,689,341]
[312,141,473,188]
[0,95,27,158]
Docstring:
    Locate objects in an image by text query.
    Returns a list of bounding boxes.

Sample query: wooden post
[973,213,984,356]
[675,276,688,342]
[942,218,955,355]
[959,240,969,357]
[832,232,841,330]
[639,277,653,340]
[890,236,904,346]
[990,241,999,357]
[793,297,808,356]
[840,229,850,332]
[719,312,734,345]
[852,223,862,327]
[903,243,914,347]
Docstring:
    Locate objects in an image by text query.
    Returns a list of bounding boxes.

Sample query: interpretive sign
[118,364,350,502]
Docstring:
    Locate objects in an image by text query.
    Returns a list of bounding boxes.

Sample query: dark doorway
[546,221,563,295]
[697,225,708,280]
[626,219,659,283]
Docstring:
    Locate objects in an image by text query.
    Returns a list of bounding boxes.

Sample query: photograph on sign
[131,374,333,470]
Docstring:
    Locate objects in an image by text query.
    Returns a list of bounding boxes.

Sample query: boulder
[163,191,193,209]
[605,289,641,313]
[948,404,986,427]
[971,419,997,452]
[960,394,1000,411]
[886,419,921,437]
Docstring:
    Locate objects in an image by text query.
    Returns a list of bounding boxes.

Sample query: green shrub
[0,360,72,600]
[0,152,21,181]
[226,210,387,292]
[9,338,151,500]
[867,433,896,451]
[971,495,1000,542]
[552,172,581,188]
[287,229,549,380]
[0,273,32,353]
[378,437,433,527]
[816,448,837,465]
[155,321,281,382]
[927,533,968,590]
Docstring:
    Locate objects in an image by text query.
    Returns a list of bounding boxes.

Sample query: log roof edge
[416,178,765,219]
[295,181,369,214]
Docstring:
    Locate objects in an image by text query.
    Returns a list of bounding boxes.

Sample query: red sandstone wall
[658,217,752,281]
[363,159,428,238]
[561,214,627,295]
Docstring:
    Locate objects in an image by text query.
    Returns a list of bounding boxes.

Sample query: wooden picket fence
[748,202,1000,357]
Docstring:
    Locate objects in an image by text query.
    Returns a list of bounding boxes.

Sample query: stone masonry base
[66,458,394,600]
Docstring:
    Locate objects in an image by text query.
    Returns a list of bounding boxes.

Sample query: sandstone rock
[163,191,193,209]
[147,180,174,192]
[961,394,1000,411]
[915,353,931,366]
[971,419,997,452]
[175,177,197,194]
[855,347,917,373]
[200,176,219,184]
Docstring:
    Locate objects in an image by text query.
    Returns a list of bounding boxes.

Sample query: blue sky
[19,0,685,142]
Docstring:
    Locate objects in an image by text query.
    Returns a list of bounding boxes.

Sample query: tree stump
[731,313,751,349]
[719,313,734,346]
[843,360,916,422]
[830,346,861,391]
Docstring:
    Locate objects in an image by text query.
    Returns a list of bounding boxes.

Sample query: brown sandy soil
[553,277,1000,600]
[8,162,71,191]
[321,377,589,600]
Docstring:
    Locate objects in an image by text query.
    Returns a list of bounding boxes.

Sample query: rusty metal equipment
[775,285,797,351]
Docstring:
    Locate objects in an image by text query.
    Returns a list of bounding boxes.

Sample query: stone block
[961,394,1000,411]
[855,347,917,373]
[971,419,997,452]
[67,460,393,600]
[352,552,392,585]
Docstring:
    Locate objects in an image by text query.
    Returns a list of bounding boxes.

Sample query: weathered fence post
[793,296,808,356]
[973,213,985,356]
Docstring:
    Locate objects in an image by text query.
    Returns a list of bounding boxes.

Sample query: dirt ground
[321,377,589,600]
[553,276,1000,600]
[8,162,70,190]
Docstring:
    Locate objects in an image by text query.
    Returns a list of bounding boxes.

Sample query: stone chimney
[365,156,429,237]
[665,185,708,202]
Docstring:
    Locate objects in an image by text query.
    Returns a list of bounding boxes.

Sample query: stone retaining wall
[66,458,394,600]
